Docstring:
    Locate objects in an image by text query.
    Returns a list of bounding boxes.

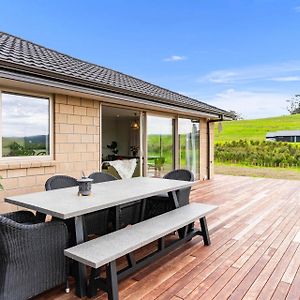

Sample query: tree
[286,95,300,115]
[229,110,243,120]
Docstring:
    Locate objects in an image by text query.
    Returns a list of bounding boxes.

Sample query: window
[1,92,51,158]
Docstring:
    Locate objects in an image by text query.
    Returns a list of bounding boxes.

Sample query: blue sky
[1,0,300,119]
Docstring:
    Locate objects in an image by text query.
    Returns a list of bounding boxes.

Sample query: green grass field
[214,114,300,180]
[215,114,300,142]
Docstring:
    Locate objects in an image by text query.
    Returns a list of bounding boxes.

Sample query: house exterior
[0,32,233,213]
[266,130,300,142]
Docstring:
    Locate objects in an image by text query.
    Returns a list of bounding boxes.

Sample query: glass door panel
[147,115,174,177]
[178,118,200,179]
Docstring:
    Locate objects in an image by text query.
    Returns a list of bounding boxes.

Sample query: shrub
[215,140,300,168]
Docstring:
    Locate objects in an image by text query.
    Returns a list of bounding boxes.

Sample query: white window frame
[0,90,54,161]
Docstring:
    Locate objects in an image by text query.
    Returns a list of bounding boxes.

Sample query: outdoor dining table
[5,176,194,298]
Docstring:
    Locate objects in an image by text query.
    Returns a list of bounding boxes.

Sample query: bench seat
[65,202,217,299]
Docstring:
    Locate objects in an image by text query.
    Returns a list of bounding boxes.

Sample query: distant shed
[266,130,300,142]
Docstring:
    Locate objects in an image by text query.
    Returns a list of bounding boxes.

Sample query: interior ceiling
[102,105,138,118]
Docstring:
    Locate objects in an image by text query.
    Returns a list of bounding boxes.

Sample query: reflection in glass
[147,115,173,177]
[2,93,50,157]
[178,118,200,179]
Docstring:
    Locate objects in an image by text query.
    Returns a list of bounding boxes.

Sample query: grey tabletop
[5,177,194,219]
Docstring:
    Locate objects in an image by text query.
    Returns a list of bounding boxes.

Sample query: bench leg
[106,261,119,300]
[200,217,211,246]
[87,269,98,298]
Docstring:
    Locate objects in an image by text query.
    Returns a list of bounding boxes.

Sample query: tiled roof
[0,32,231,117]
[266,130,300,137]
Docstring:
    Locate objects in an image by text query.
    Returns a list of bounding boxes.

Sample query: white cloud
[271,76,300,82]
[163,55,187,62]
[199,61,300,84]
[206,89,290,119]
[294,6,300,12]
[3,94,49,137]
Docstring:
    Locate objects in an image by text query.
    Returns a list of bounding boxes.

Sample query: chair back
[88,172,117,183]
[83,172,117,236]
[163,169,194,182]
[40,175,78,222]
[0,213,67,300]
[0,215,16,258]
[163,169,194,206]
[45,175,78,191]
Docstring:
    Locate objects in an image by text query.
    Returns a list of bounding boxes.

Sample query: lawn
[215,114,300,142]
[215,163,300,180]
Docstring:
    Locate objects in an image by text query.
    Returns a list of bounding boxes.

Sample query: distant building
[266,130,300,142]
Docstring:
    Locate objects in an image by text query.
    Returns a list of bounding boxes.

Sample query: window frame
[0,89,54,161]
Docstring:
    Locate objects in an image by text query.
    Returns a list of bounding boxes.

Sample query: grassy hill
[215,114,300,142]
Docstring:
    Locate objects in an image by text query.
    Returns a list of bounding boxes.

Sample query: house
[0,32,233,212]
[266,130,300,142]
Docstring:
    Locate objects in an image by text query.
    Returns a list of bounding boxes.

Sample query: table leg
[75,216,87,298]
[140,199,146,222]
[168,190,179,208]
[115,206,120,230]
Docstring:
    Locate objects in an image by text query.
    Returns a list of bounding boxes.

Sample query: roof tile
[0,32,231,117]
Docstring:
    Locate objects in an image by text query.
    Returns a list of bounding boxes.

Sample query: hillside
[215,114,300,142]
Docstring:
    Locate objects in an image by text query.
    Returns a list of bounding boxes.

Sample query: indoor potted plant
[130,145,139,157]
[107,141,119,160]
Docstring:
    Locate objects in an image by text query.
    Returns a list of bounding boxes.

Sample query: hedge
[215,140,300,168]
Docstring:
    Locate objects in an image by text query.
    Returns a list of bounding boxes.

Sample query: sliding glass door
[178,118,200,179]
[146,115,174,177]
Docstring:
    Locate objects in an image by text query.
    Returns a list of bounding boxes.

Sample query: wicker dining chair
[0,211,68,300]
[88,172,142,230]
[145,169,195,219]
[87,172,118,235]
[43,175,79,245]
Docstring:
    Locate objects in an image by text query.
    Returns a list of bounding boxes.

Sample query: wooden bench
[64,202,217,299]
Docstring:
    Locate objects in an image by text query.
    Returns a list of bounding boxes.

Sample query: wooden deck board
[33,175,300,300]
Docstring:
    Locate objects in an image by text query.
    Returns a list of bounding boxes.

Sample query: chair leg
[200,217,211,246]
[65,278,70,293]
[106,261,119,300]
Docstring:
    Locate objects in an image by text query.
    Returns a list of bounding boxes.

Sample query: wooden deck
[35,175,300,300]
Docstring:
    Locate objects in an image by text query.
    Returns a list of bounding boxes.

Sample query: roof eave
[0,60,234,119]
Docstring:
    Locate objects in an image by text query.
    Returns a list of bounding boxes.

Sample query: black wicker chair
[0,211,68,300]
[43,175,79,246]
[89,172,117,183]
[145,169,195,219]
[88,172,142,230]
[86,172,118,235]
[44,174,110,239]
